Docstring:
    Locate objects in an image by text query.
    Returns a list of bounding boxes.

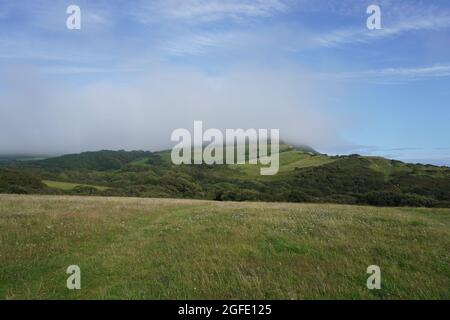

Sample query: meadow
[0,194,449,299]
[43,180,110,191]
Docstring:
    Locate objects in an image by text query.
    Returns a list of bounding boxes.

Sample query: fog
[0,64,347,155]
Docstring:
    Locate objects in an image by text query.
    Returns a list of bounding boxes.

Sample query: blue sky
[0,0,449,165]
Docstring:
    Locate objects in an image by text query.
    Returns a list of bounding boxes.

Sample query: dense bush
[358,191,436,207]
[287,190,312,203]
[72,186,99,195]
[0,168,45,194]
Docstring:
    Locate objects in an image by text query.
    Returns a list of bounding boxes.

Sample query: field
[43,180,110,191]
[229,150,336,179]
[0,194,449,300]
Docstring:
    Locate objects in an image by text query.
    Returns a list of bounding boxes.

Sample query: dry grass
[0,194,449,299]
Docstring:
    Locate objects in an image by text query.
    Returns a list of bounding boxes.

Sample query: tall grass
[0,194,449,299]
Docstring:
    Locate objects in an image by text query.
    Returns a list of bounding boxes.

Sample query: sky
[0,0,449,165]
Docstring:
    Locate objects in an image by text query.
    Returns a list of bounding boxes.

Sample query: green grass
[129,158,152,166]
[43,180,109,191]
[230,150,336,179]
[367,157,449,181]
[0,194,449,300]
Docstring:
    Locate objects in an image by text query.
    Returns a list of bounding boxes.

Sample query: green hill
[25,150,153,171]
[1,143,449,208]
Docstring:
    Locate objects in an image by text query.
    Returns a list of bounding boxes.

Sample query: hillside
[1,194,449,299]
[25,150,153,171]
[1,144,449,207]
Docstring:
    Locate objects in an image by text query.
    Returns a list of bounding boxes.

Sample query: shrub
[359,191,436,207]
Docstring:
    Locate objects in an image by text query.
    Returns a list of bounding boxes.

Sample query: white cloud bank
[0,64,347,155]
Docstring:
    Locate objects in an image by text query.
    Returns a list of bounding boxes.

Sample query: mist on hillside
[0,64,347,155]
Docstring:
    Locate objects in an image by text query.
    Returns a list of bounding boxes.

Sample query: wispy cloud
[368,65,450,78]
[37,66,141,75]
[160,30,253,56]
[147,1,450,58]
[163,33,224,56]
[0,0,112,31]
[311,12,450,48]
[316,64,450,83]
[132,0,289,24]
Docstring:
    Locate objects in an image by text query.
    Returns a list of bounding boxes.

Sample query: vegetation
[0,194,448,299]
[0,168,45,194]
[25,150,152,171]
[1,145,449,207]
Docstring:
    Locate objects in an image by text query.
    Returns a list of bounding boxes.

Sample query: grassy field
[0,194,449,300]
[43,180,110,191]
[229,150,336,179]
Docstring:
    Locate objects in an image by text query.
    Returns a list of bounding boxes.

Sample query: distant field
[0,194,449,299]
[43,180,109,191]
[230,150,336,178]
